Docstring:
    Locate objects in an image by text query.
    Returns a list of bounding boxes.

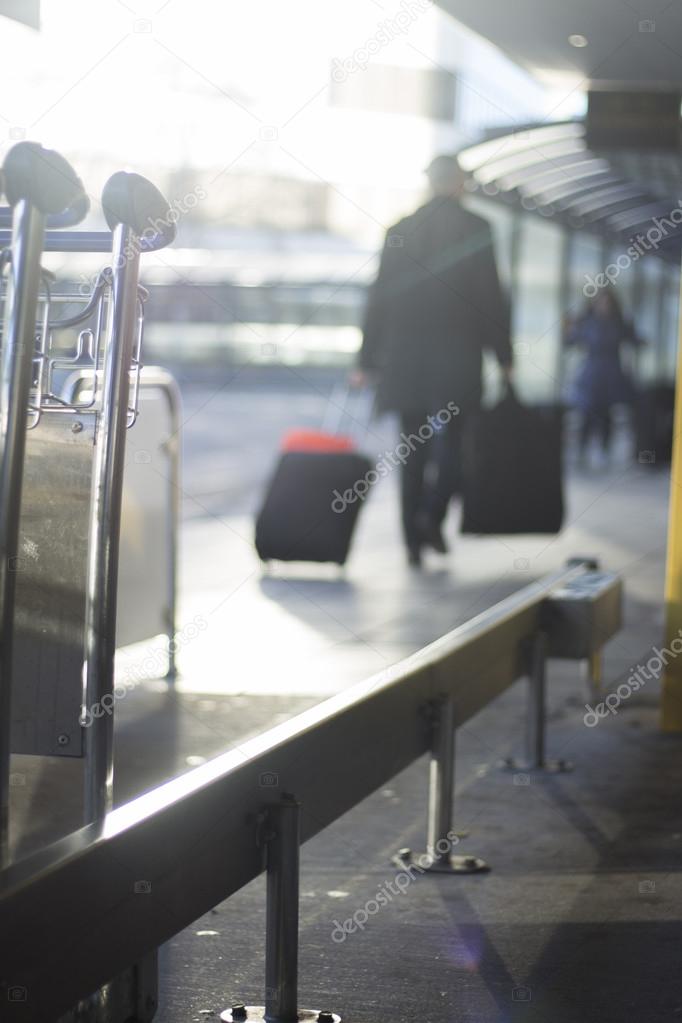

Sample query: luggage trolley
[0,142,88,866]
[0,145,176,872]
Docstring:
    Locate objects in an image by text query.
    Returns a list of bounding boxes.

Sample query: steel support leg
[161,409,180,684]
[582,649,603,701]
[500,632,572,774]
[265,795,300,1022]
[56,951,158,1022]
[393,695,489,875]
[222,795,341,1023]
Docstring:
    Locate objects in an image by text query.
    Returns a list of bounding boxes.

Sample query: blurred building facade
[10,0,677,398]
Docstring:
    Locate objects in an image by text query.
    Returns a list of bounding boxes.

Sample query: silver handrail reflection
[0,201,47,866]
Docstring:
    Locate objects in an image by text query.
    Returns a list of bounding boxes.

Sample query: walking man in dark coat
[353,155,513,566]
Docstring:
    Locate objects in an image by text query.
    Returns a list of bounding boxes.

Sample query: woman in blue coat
[564,290,641,460]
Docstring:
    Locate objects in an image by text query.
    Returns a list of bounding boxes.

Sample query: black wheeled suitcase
[461,385,564,534]
[255,436,373,565]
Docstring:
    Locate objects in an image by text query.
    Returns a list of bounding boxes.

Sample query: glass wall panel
[566,233,605,316]
[562,233,606,402]
[661,265,680,382]
[464,195,515,289]
[511,216,564,401]
[633,256,664,384]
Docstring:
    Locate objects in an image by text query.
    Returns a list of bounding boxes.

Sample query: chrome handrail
[0,562,622,1022]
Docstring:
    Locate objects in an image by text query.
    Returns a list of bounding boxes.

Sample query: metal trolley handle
[83,171,174,827]
[102,170,177,250]
[1,140,89,222]
[0,142,87,866]
[0,193,90,230]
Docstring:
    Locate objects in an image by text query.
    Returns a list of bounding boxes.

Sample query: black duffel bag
[633,381,675,466]
[461,384,564,534]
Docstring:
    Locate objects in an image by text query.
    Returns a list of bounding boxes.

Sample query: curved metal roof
[435,0,682,89]
[0,1,39,29]
[458,121,682,262]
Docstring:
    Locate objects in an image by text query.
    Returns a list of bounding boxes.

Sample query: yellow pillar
[662,272,682,730]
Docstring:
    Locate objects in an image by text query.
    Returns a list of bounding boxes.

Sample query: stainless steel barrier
[8,266,144,770]
[63,366,181,677]
[116,368,180,677]
[0,560,622,1023]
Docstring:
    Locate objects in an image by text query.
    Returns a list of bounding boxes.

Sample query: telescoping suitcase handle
[322,382,375,442]
[500,376,522,404]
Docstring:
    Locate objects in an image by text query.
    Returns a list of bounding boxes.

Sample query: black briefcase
[461,386,564,534]
[255,449,373,564]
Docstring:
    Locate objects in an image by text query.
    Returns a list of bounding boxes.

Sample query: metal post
[500,632,571,773]
[162,378,182,683]
[265,796,300,1022]
[222,795,340,1023]
[426,693,456,863]
[394,696,488,875]
[582,649,603,700]
[83,224,141,825]
[0,200,46,866]
[525,630,547,768]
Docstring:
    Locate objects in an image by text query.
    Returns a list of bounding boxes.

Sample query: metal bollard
[222,794,341,1023]
[393,695,489,875]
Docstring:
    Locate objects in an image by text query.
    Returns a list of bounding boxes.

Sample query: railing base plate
[392,847,490,874]
[221,1008,341,1022]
